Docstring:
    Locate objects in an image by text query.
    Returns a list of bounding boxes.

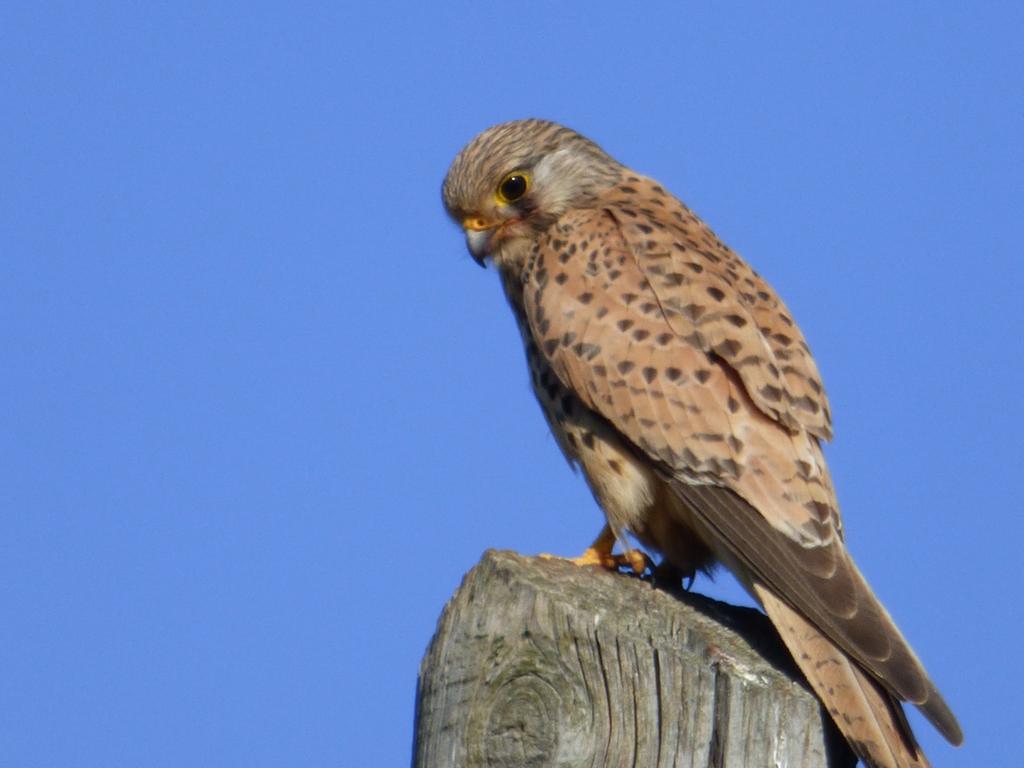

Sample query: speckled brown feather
[756,585,930,768]
[518,197,960,754]
[443,120,963,768]
[601,180,833,440]
[524,204,842,545]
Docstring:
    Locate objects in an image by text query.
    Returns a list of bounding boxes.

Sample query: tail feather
[755,584,930,768]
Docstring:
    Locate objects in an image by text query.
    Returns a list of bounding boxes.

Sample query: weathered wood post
[413,550,855,768]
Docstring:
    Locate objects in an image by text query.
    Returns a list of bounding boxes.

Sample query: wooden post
[413,550,856,768]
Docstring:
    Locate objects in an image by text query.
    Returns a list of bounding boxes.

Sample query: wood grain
[413,550,855,767]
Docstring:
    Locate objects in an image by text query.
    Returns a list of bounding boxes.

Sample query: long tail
[754,584,930,768]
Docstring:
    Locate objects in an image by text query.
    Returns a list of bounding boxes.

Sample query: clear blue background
[3,2,1020,766]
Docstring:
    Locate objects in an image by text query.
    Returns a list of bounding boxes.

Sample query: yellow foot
[540,525,653,575]
[539,549,651,574]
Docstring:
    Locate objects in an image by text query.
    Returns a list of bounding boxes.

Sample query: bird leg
[541,524,652,575]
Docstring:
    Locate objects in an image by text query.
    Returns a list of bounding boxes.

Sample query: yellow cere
[462,216,496,232]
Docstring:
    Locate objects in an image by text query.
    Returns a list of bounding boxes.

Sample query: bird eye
[496,172,530,203]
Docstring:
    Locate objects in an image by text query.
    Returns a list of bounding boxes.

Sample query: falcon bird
[442,119,962,768]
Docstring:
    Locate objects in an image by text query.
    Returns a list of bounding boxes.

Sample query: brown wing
[520,199,962,747]
[603,179,833,440]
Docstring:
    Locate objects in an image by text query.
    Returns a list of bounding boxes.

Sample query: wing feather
[604,180,833,440]
[521,200,962,747]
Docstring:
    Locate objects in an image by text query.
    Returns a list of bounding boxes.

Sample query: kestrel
[442,119,962,768]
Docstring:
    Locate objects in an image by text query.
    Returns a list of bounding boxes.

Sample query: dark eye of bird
[499,174,528,202]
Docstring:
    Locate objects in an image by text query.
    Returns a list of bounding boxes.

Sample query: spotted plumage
[443,119,962,768]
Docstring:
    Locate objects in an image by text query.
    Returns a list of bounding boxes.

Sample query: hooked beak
[462,216,499,267]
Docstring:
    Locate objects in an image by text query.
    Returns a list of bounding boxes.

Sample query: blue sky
[2,2,1021,766]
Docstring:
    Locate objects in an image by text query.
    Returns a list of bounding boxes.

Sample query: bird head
[442,119,623,267]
